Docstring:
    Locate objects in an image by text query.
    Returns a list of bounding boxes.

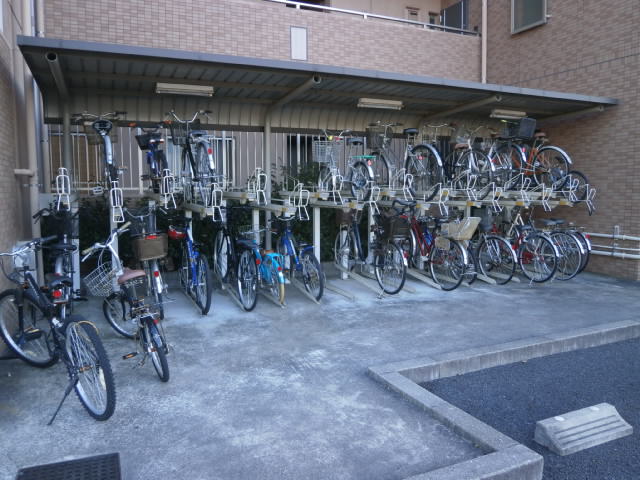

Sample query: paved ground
[425,337,640,479]
[0,269,638,480]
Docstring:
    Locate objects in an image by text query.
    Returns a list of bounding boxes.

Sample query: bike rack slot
[54,167,71,210]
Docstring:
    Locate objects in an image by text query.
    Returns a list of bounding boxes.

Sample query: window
[512,0,547,34]
[406,7,420,22]
[290,26,307,61]
[428,11,439,25]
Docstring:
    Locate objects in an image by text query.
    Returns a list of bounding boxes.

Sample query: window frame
[511,0,547,35]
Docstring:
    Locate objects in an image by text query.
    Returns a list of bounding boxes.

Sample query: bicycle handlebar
[72,111,127,122]
[80,221,131,258]
[0,235,58,257]
[166,110,212,124]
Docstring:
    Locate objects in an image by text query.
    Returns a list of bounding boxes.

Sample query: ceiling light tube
[490,108,527,119]
[357,98,403,110]
[155,82,214,97]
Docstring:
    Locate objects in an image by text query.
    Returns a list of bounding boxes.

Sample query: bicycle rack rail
[54,167,71,210]
[287,183,310,221]
[247,168,268,206]
[159,169,177,209]
[208,183,224,222]
[109,181,124,223]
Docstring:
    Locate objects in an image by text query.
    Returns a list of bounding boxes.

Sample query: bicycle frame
[279,227,315,272]
[183,219,201,289]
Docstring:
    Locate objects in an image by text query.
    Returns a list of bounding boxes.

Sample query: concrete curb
[367,319,640,480]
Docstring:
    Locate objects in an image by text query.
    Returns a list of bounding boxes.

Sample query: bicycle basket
[502,117,536,140]
[366,126,387,150]
[83,261,117,297]
[335,209,356,226]
[379,214,411,240]
[440,217,481,241]
[312,140,339,163]
[135,132,162,151]
[83,124,118,145]
[132,233,168,261]
[167,119,201,146]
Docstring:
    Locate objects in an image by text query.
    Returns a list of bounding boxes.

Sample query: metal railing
[264,0,480,36]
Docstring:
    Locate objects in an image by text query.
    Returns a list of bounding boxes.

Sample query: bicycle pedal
[122,352,138,360]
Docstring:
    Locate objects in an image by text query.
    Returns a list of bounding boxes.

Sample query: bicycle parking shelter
[18,35,618,297]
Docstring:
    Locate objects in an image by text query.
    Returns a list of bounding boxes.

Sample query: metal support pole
[252,208,260,245]
[264,122,272,249]
[313,206,320,261]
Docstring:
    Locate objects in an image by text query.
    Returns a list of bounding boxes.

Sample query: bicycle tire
[0,289,57,367]
[264,256,285,305]
[564,170,589,202]
[574,231,591,274]
[236,249,258,312]
[181,148,195,203]
[532,146,570,190]
[102,292,135,339]
[150,150,168,193]
[64,321,116,421]
[317,165,334,192]
[518,233,558,283]
[195,255,213,315]
[370,151,390,188]
[214,230,231,282]
[334,229,357,271]
[143,320,169,382]
[429,238,465,291]
[406,144,444,200]
[300,250,324,301]
[456,150,493,197]
[195,143,213,181]
[374,242,406,295]
[349,160,373,201]
[477,235,516,285]
[147,259,164,320]
[550,231,583,281]
[179,243,190,292]
[493,144,521,188]
[463,245,478,285]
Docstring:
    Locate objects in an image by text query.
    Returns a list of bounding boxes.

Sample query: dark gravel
[424,338,640,480]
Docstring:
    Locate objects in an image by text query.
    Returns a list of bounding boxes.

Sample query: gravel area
[425,338,640,479]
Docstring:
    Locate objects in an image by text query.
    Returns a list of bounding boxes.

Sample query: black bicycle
[0,237,116,423]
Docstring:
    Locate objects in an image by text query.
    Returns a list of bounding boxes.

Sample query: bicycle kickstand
[47,375,78,425]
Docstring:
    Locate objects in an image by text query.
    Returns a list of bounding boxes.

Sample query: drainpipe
[263,75,321,248]
[46,52,72,173]
[481,0,487,83]
[34,0,50,193]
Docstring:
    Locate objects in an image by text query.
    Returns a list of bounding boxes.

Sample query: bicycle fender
[196,139,215,171]
[538,145,573,165]
[413,143,443,167]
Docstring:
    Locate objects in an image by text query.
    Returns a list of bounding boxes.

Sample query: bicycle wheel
[564,170,589,202]
[194,255,213,315]
[550,231,583,281]
[150,150,168,193]
[317,165,335,192]
[102,292,135,339]
[518,233,558,283]
[236,249,258,311]
[0,290,57,367]
[574,231,591,274]
[64,321,116,421]
[456,150,493,196]
[142,320,169,382]
[493,144,521,188]
[264,256,285,304]
[195,143,213,181]
[533,146,570,190]
[334,228,357,271]
[463,245,478,285]
[477,235,516,285]
[407,145,444,200]
[374,242,406,295]
[370,151,390,188]
[349,160,373,201]
[429,238,465,291]
[179,243,189,292]
[214,230,231,282]
[146,260,164,320]
[300,250,324,301]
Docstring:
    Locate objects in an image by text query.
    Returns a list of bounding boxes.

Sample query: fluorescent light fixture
[490,108,527,120]
[357,98,403,110]
[155,82,214,97]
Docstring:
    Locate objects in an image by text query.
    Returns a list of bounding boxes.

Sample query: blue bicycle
[168,218,212,315]
[130,123,168,194]
[273,216,324,302]
[214,208,286,310]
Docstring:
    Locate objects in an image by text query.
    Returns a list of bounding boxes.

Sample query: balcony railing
[264,0,480,36]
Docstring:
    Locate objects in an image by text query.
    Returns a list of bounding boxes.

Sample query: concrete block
[534,403,632,456]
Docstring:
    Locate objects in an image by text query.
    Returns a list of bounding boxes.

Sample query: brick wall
[43,0,481,82]
[486,0,640,280]
[0,0,32,355]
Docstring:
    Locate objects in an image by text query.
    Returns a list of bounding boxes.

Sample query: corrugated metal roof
[19,36,618,131]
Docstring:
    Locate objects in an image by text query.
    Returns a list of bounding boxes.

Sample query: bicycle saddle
[48,243,77,252]
[47,275,72,290]
[190,130,207,137]
[453,143,467,150]
[117,268,146,285]
[348,137,364,146]
[403,128,418,136]
[540,218,565,226]
[534,132,547,138]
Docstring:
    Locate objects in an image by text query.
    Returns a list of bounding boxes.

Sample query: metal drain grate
[16,453,121,480]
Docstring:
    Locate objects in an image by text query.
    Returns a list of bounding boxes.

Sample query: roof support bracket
[46,52,69,99]
[538,105,605,124]
[422,94,502,121]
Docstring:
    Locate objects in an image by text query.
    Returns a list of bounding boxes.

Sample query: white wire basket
[440,217,481,240]
[312,140,340,163]
[83,261,117,297]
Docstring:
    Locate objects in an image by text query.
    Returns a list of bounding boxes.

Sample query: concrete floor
[0,269,637,480]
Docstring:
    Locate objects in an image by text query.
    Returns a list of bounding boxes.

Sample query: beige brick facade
[486,0,640,280]
[43,0,481,82]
